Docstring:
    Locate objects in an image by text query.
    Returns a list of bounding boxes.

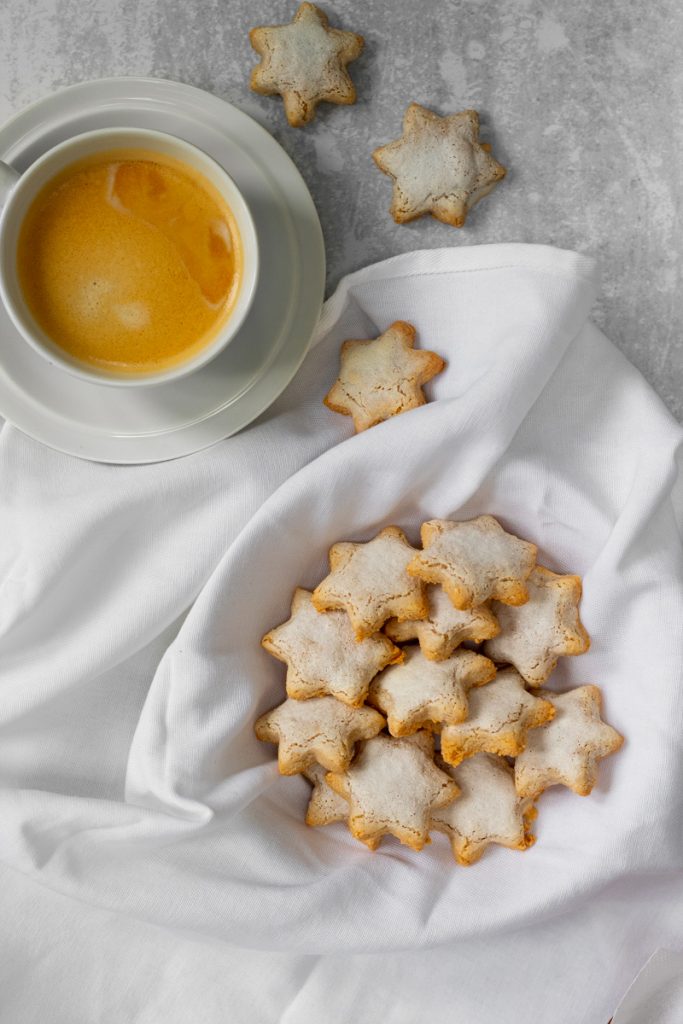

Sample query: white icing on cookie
[514,685,623,799]
[373,105,506,227]
[249,3,363,127]
[255,696,385,775]
[440,668,555,765]
[324,321,444,433]
[368,644,495,735]
[484,565,590,685]
[262,588,402,706]
[432,754,535,864]
[386,584,499,660]
[313,526,428,639]
[304,762,351,826]
[326,732,459,850]
[408,515,537,609]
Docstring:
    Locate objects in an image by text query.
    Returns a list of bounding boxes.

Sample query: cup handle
[0,161,21,212]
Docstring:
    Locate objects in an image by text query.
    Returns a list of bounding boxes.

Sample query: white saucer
[0,77,325,463]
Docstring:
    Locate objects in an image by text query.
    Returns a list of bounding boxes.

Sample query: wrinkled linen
[1,245,681,1024]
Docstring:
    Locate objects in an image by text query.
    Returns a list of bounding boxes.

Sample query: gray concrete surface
[0,0,681,419]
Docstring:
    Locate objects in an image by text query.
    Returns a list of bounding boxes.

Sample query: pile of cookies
[255,515,623,865]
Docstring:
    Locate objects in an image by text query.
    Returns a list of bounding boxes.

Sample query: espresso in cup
[16,149,243,376]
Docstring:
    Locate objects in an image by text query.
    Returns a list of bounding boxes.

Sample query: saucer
[0,77,325,463]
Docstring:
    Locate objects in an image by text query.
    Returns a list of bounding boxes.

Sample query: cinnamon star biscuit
[304,763,379,849]
[255,696,385,775]
[484,565,590,686]
[324,321,445,433]
[408,515,537,609]
[326,732,459,850]
[385,584,500,660]
[249,3,364,127]
[440,668,555,766]
[432,754,537,865]
[372,104,506,227]
[514,685,623,799]
[262,588,402,707]
[312,526,428,640]
[367,645,496,736]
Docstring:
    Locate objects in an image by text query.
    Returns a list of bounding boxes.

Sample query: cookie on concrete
[312,525,428,640]
[367,644,495,736]
[514,685,623,799]
[385,584,500,660]
[484,565,590,686]
[324,321,445,433]
[249,2,364,127]
[431,754,537,865]
[262,588,402,707]
[372,104,506,227]
[408,515,537,609]
[440,668,555,766]
[255,696,385,775]
[326,732,459,850]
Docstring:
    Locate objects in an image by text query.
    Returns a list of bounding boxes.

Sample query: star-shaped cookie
[304,763,379,849]
[483,566,590,686]
[367,645,496,736]
[249,2,364,127]
[304,763,348,826]
[312,525,428,640]
[323,321,445,433]
[372,104,506,227]
[262,588,402,707]
[385,584,500,660]
[254,696,385,775]
[514,685,623,799]
[440,668,555,766]
[431,754,536,865]
[408,516,537,609]
[326,732,460,850]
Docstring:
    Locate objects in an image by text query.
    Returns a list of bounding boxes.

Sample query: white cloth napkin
[612,950,683,1024]
[0,244,681,1024]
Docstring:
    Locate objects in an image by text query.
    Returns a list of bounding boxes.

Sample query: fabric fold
[1,245,681,1022]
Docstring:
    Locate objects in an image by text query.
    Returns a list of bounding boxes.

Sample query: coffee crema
[16,149,242,375]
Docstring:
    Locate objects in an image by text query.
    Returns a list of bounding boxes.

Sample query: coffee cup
[0,127,259,387]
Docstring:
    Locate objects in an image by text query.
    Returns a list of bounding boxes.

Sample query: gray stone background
[1,0,681,418]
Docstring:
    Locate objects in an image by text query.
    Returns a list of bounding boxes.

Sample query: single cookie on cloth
[304,763,380,849]
[372,104,506,227]
[385,584,500,660]
[262,588,402,707]
[323,321,445,433]
[483,565,590,686]
[249,2,364,127]
[408,515,537,609]
[514,685,623,799]
[312,525,428,640]
[440,668,555,766]
[431,754,537,865]
[367,644,496,736]
[326,732,460,850]
[255,696,385,775]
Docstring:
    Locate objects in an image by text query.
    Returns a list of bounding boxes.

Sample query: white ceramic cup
[0,127,259,387]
